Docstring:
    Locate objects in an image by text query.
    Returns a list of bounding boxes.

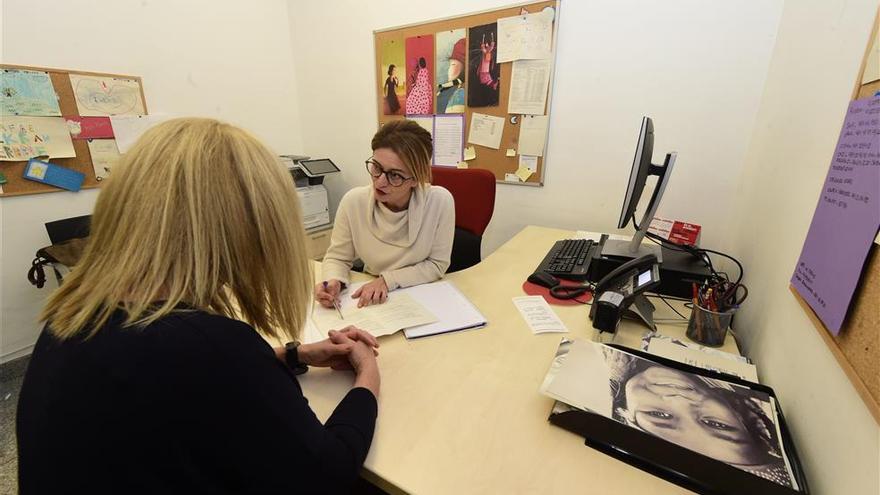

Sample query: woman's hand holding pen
[315,279,343,309]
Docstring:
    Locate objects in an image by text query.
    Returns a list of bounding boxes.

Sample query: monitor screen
[299,159,340,176]
[617,117,654,229]
[637,270,652,287]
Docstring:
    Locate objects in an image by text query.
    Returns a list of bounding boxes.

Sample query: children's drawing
[69,74,146,117]
[404,35,434,115]
[1,69,62,116]
[435,29,466,114]
[380,37,405,115]
[87,139,121,181]
[0,116,76,161]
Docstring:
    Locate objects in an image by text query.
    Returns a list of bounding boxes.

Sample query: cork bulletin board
[0,64,148,197]
[790,10,880,424]
[374,1,559,185]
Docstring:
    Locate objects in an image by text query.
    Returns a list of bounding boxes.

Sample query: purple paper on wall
[791,96,880,333]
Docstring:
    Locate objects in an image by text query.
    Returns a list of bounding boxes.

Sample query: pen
[323,281,344,320]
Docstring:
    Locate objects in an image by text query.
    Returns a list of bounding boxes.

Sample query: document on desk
[512,296,567,334]
[311,282,438,337]
[403,281,486,338]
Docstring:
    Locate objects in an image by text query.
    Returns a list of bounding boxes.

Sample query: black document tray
[548,345,810,495]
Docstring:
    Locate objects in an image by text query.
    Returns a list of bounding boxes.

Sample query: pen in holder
[686,303,735,347]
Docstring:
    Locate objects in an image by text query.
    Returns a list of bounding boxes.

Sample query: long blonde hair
[41,117,311,341]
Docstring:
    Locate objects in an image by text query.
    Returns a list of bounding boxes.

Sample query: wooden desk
[289,225,739,494]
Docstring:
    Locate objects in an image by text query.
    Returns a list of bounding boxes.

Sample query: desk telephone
[590,254,661,333]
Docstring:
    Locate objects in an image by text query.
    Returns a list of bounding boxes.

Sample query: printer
[279,155,341,230]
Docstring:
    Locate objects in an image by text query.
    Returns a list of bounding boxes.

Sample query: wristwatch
[284,341,309,375]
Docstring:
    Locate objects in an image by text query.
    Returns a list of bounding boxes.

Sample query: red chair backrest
[431,166,496,236]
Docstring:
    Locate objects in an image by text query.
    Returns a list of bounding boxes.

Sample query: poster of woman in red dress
[404,35,434,115]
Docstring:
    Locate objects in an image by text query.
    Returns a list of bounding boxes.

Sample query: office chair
[29,215,92,288]
[45,214,92,245]
[430,166,496,273]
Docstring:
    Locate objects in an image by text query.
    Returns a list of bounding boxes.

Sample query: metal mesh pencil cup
[686,304,735,347]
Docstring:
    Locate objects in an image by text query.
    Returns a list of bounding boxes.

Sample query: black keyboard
[535,239,595,280]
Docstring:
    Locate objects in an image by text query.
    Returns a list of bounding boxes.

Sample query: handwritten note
[497,12,553,63]
[791,96,880,333]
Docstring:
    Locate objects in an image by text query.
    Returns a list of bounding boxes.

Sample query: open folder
[402,281,487,339]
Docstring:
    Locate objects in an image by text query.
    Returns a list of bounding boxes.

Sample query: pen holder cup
[686,304,735,347]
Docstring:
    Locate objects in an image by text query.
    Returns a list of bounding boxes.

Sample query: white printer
[279,155,341,230]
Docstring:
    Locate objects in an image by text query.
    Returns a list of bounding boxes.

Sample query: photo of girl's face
[624,366,765,466]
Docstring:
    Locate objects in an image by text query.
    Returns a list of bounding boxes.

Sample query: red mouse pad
[522,279,593,306]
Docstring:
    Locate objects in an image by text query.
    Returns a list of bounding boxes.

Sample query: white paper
[87,139,121,181]
[311,281,438,337]
[647,336,759,382]
[69,74,146,116]
[508,59,551,115]
[432,114,464,166]
[407,115,434,139]
[467,113,505,149]
[517,115,548,157]
[110,115,169,153]
[512,296,568,334]
[504,173,520,182]
[519,154,538,172]
[403,281,487,338]
[0,116,76,161]
[496,12,553,63]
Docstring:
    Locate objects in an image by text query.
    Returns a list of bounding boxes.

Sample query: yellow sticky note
[464,146,477,161]
[506,148,516,157]
[515,166,533,182]
[457,161,469,169]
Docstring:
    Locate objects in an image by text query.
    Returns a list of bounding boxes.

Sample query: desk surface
[282,225,739,494]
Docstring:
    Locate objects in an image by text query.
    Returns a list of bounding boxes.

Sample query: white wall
[729,0,880,494]
[286,0,782,256]
[0,0,304,361]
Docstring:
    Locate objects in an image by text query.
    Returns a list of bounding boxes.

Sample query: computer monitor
[602,116,677,261]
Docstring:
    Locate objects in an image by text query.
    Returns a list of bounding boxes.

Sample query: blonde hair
[41,118,312,342]
[372,120,433,184]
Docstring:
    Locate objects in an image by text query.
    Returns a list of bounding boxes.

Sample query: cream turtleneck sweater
[321,184,455,290]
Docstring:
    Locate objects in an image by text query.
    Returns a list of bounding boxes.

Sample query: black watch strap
[284,341,309,375]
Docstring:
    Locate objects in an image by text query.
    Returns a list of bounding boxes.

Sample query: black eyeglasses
[365,158,413,187]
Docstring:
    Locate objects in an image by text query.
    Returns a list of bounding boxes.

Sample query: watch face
[285,341,308,375]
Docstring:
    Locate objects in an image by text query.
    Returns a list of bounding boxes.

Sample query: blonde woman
[315,120,455,308]
[16,118,380,493]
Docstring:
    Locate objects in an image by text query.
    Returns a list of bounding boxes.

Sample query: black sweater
[16,310,377,494]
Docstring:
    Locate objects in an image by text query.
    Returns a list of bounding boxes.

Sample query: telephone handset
[590,254,661,333]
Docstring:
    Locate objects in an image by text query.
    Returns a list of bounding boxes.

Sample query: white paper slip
[647,336,759,382]
[513,296,568,334]
[311,281,438,337]
[403,281,487,339]
[467,113,505,149]
[110,114,170,153]
[496,12,553,63]
[517,114,548,157]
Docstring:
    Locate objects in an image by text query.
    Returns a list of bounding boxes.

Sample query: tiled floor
[0,356,28,495]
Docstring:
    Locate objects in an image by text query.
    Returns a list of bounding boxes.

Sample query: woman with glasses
[316,120,455,308]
